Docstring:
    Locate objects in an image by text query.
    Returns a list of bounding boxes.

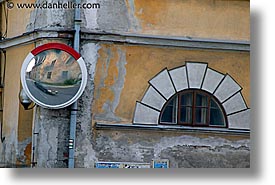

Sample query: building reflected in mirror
[25,49,82,106]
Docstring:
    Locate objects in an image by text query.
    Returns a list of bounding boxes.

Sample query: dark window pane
[160,96,177,123]
[167,97,175,106]
[161,106,173,122]
[210,99,225,126]
[180,93,193,106]
[210,99,219,109]
[62,71,68,80]
[47,72,52,79]
[160,91,226,127]
[179,107,192,123]
[51,60,56,66]
[195,108,208,124]
[196,93,208,107]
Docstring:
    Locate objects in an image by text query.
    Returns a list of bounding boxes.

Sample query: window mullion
[175,94,178,124]
[160,89,227,128]
[192,91,195,126]
[207,95,211,126]
[177,93,180,125]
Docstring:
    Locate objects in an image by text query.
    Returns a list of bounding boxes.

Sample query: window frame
[159,89,228,128]
[47,71,52,79]
[51,59,56,67]
[62,70,69,79]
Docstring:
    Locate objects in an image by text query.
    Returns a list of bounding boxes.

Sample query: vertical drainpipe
[68,0,81,168]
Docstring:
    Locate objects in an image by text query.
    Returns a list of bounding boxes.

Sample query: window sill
[95,122,250,135]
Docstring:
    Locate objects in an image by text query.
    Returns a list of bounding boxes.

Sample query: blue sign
[95,162,151,168]
[153,160,169,168]
[95,162,120,168]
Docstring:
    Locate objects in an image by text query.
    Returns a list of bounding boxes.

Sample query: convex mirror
[21,43,87,109]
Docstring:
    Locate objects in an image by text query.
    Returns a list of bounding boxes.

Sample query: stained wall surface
[92,128,250,168]
[0,43,34,166]
[92,43,250,124]
[92,0,250,41]
[0,0,250,168]
[1,0,35,38]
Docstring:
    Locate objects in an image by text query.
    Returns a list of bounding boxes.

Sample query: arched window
[160,90,227,127]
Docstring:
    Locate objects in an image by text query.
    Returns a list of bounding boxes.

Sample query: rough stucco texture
[93,129,250,168]
[93,43,250,124]
[92,0,250,41]
[2,0,35,38]
[26,0,74,32]
[5,0,249,40]
[0,44,34,166]
[33,108,70,168]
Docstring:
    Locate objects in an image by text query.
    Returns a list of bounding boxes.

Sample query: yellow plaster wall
[1,0,250,40]
[3,40,67,141]
[1,0,35,38]
[2,40,67,165]
[93,43,250,124]
[3,43,34,136]
[18,93,33,142]
[127,0,250,41]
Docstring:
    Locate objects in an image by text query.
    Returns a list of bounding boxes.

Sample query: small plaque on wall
[152,159,169,168]
[95,162,151,168]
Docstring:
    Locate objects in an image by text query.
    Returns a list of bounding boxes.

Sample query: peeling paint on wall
[27,0,74,32]
[97,0,130,32]
[93,129,250,168]
[153,135,250,158]
[74,42,100,168]
[33,108,70,168]
[126,0,141,32]
[83,0,99,30]
[93,46,127,123]
[17,137,32,165]
[0,0,250,168]
[93,43,250,124]
[110,48,127,117]
[0,130,17,165]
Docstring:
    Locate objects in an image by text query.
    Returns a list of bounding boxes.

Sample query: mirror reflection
[25,49,82,106]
